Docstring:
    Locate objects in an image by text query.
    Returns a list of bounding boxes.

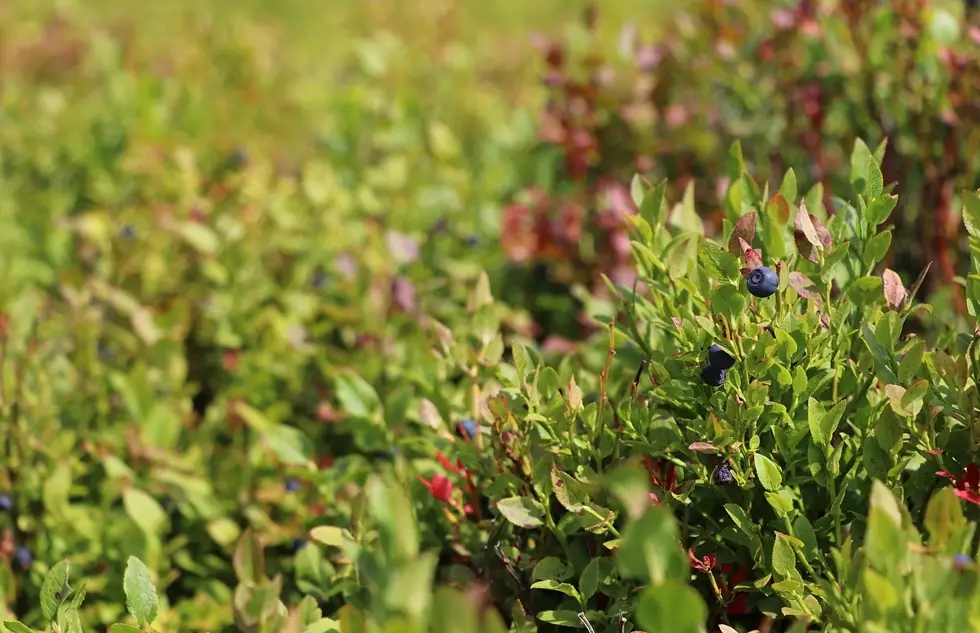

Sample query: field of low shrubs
[4,1,980,632]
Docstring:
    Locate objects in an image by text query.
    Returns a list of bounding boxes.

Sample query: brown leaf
[688,441,720,454]
[794,202,830,263]
[788,272,821,301]
[728,211,757,254]
[882,268,908,310]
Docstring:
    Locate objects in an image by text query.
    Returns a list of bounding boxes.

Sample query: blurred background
[1,0,979,630]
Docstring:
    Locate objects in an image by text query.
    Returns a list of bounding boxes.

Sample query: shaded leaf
[728,212,757,254]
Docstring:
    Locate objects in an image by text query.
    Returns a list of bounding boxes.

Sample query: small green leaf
[529,580,580,600]
[4,621,35,633]
[109,625,142,633]
[123,556,159,627]
[754,454,783,492]
[40,560,71,621]
[496,497,544,528]
[333,371,382,419]
[636,581,707,633]
[579,558,600,601]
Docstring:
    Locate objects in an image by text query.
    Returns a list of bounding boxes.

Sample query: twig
[577,613,596,633]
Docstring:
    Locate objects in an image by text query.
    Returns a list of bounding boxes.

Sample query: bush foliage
[5,2,980,633]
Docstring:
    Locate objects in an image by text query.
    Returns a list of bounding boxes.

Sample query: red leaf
[882,268,908,310]
[728,211,757,254]
[788,272,821,301]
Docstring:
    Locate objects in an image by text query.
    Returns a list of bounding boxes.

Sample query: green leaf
[262,424,313,466]
[867,195,897,227]
[865,481,905,573]
[122,489,167,536]
[123,556,159,627]
[772,533,799,580]
[850,138,873,196]
[334,371,382,419]
[4,622,35,633]
[40,560,71,621]
[963,190,980,238]
[754,454,783,492]
[924,486,966,551]
[108,625,142,633]
[496,496,544,528]
[529,580,580,600]
[779,168,798,204]
[536,611,581,627]
[636,581,707,633]
[617,507,686,583]
[808,398,845,449]
[579,558,600,601]
[366,474,418,563]
[384,551,439,620]
[42,463,72,520]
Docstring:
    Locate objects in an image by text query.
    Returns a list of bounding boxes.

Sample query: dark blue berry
[292,538,308,553]
[119,225,136,241]
[13,546,32,569]
[311,268,328,289]
[464,235,481,247]
[746,266,779,298]
[712,464,734,486]
[230,147,249,169]
[707,344,736,370]
[700,365,727,387]
[955,553,972,569]
[284,478,301,493]
[455,418,479,440]
[0,495,12,512]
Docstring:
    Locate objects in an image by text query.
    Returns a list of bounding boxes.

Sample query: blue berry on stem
[746,266,779,298]
[0,495,12,511]
[955,553,972,569]
[284,478,301,493]
[456,418,479,440]
[700,365,727,387]
[707,344,736,370]
[13,546,32,569]
[713,464,734,486]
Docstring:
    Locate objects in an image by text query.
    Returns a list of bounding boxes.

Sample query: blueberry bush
[5,2,980,633]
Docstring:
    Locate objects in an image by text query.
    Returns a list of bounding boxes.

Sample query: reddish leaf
[728,212,757,254]
[766,193,791,224]
[739,267,751,278]
[788,272,821,301]
[882,269,908,310]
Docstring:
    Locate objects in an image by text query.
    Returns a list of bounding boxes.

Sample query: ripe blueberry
[455,418,479,440]
[712,464,734,486]
[746,266,779,298]
[707,344,736,370]
[0,495,12,511]
[284,478,301,493]
[119,225,137,241]
[955,553,972,569]
[13,546,32,569]
[700,365,727,387]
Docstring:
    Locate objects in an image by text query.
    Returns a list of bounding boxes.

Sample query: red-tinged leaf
[671,317,684,329]
[767,193,791,224]
[926,448,945,455]
[728,212,757,254]
[883,268,908,310]
[741,240,763,270]
[788,272,821,301]
[688,442,720,454]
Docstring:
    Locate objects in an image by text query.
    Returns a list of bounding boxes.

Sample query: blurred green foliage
[5,1,980,633]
